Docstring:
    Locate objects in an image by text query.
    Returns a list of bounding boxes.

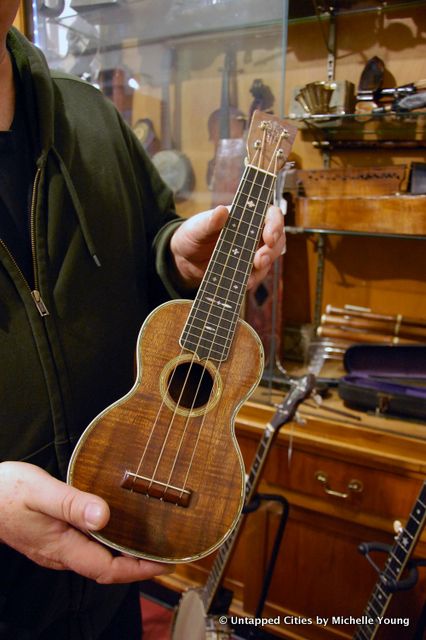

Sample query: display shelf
[292,111,426,149]
[285,225,426,241]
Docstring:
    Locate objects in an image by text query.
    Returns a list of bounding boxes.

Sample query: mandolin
[172,375,316,640]
[67,111,297,563]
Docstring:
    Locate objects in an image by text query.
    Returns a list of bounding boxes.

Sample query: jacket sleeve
[119,118,189,303]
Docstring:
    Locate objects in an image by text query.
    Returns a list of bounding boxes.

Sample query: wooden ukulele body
[68,299,263,562]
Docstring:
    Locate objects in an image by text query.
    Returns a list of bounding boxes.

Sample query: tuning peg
[294,412,306,426]
[393,520,403,537]
[312,392,323,407]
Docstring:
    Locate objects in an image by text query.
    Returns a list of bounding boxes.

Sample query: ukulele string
[144,155,267,498]
[180,180,277,497]
[131,165,261,488]
[176,133,285,497]
[132,123,285,499]
[134,166,263,494]
[162,154,272,496]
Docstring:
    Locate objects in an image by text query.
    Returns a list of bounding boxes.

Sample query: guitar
[172,375,316,640]
[67,111,297,563]
[354,480,426,640]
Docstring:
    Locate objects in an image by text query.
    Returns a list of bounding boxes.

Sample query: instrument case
[338,344,426,421]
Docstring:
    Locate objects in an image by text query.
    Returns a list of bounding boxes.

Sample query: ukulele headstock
[246,110,297,175]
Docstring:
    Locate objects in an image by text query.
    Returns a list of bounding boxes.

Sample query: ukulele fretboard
[180,165,275,361]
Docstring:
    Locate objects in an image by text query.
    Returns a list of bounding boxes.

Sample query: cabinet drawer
[263,444,422,522]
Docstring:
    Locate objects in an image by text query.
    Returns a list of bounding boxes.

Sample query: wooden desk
[159,395,426,639]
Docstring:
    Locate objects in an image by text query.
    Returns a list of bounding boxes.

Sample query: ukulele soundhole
[160,354,222,417]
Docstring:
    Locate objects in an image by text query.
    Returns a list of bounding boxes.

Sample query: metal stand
[359,542,426,638]
[236,492,290,639]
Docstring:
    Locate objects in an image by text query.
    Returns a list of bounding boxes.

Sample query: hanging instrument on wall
[67,111,297,563]
[354,480,426,640]
[133,118,160,157]
[152,48,194,200]
[98,68,133,124]
[207,50,246,207]
[172,374,316,640]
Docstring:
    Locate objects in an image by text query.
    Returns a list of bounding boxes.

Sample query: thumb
[27,467,110,531]
[192,206,229,243]
[207,206,229,235]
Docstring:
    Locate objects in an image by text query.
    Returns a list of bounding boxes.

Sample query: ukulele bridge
[121,470,192,508]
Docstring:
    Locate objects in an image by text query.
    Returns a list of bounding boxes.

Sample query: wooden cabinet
[160,398,426,639]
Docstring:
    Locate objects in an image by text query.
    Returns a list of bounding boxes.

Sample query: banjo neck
[354,480,426,640]
[202,375,316,614]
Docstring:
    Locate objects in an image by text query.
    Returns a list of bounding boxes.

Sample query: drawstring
[49,146,102,267]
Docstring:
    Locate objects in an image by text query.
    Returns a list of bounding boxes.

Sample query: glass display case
[26,0,289,218]
[25,0,426,411]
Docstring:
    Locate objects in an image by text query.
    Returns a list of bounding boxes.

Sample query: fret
[204,440,273,611]
[181,317,234,344]
[207,263,251,286]
[205,268,247,292]
[190,301,239,325]
[218,238,258,260]
[226,216,265,242]
[210,250,253,272]
[235,194,272,211]
[392,543,406,565]
[206,257,252,280]
[354,481,426,640]
[188,299,240,324]
[199,275,247,301]
[220,224,262,246]
[186,304,238,327]
[214,246,256,267]
[383,564,397,581]
[181,161,277,361]
[181,337,227,360]
[406,518,421,537]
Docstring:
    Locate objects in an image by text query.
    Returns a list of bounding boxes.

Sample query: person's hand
[169,204,285,291]
[0,461,173,584]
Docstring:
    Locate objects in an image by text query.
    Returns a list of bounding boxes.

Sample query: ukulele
[354,480,426,640]
[172,375,316,640]
[67,111,297,563]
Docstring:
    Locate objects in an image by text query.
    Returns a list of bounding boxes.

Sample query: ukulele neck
[180,164,276,362]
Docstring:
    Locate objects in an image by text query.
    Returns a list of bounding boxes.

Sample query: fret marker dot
[232,249,239,255]
[247,200,255,208]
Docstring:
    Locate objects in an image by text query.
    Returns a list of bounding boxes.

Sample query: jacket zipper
[0,167,49,317]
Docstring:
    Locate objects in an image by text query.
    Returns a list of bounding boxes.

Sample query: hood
[7,27,55,160]
[6,27,101,266]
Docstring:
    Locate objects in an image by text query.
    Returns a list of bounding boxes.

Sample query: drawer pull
[315,471,364,499]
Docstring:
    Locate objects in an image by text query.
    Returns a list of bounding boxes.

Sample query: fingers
[262,205,284,249]
[60,527,174,584]
[25,466,110,532]
[248,206,285,289]
[189,205,229,243]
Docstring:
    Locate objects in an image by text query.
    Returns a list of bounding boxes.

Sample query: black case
[338,344,426,421]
